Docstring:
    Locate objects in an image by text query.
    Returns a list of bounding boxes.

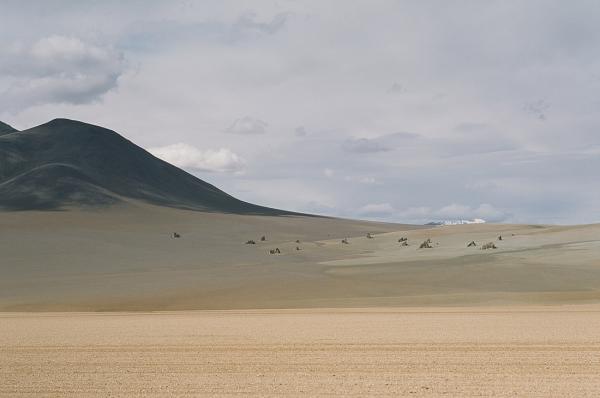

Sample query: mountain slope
[0,121,17,136]
[0,118,292,214]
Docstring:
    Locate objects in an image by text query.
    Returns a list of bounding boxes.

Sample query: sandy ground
[2,306,600,397]
[1,204,600,310]
[3,206,600,396]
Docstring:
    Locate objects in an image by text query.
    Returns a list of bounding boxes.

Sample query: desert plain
[2,204,600,396]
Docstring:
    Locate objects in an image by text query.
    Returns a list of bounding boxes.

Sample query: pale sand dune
[1,204,600,310]
[2,307,600,397]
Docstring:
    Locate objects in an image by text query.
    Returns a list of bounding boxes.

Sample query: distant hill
[0,118,294,214]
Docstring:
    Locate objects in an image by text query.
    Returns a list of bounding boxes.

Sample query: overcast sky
[1,0,599,224]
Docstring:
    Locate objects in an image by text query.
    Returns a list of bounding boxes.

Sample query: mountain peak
[46,118,97,127]
[0,118,294,215]
[35,118,118,136]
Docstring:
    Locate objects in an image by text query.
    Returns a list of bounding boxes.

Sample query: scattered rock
[341,238,349,244]
[172,232,181,238]
[269,248,281,254]
[401,241,409,246]
[467,241,477,247]
[261,235,266,241]
[366,233,374,239]
[245,240,256,245]
[481,242,497,250]
[498,235,503,241]
[398,237,408,242]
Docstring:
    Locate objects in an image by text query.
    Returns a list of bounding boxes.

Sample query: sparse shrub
[419,239,433,249]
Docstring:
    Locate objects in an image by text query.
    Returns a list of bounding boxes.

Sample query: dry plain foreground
[2,204,600,396]
[2,307,600,397]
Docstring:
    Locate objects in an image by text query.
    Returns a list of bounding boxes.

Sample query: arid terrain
[3,206,600,396]
[2,204,600,311]
[3,306,600,397]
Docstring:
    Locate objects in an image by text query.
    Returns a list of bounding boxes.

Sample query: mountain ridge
[0,118,296,215]
[0,121,17,136]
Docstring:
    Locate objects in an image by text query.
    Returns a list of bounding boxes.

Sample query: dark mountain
[0,121,17,136]
[0,118,293,214]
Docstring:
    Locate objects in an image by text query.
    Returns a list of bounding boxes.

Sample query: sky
[1,0,599,224]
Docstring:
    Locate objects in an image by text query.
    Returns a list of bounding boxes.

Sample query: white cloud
[342,137,391,154]
[148,143,245,173]
[473,203,510,221]
[225,116,268,135]
[399,203,510,224]
[0,35,125,111]
[323,168,335,178]
[232,11,288,36]
[358,203,395,217]
[436,203,475,219]
[344,175,378,184]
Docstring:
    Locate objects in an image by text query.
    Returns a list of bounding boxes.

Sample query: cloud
[232,11,288,36]
[225,116,268,135]
[341,132,420,154]
[0,35,125,111]
[344,175,379,184]
[433,123,517,157]
[523,99,550,121]
[121,11,289,50]
[148,143,245,173]
[342,137,392,153]
[295,126,307,136]
[322,169,378,184]
[358,203,395,217]
[398,203,510,223]
[387,82,404,94]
